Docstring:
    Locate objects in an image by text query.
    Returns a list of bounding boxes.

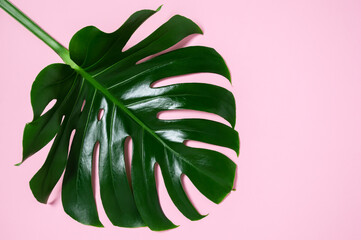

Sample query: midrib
[63,50,185,161]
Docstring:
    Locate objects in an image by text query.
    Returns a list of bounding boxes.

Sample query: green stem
[0,0,173,153]
[0,0,69,62]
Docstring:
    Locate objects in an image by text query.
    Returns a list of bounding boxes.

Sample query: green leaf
[1,1,238,231]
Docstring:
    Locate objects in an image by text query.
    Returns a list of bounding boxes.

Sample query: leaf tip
[156,5,163,12]
[227,71,232,82]
[223,63,231,83]
[14,161,23,166]
[151,223,179,231]
[29,177,50,204]
[96,223,105,228]
[197,25,204,35]
[235,133,240,156]
[168,224,180,230]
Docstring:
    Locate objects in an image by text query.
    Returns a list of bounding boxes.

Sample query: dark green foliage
[21,8,239,231]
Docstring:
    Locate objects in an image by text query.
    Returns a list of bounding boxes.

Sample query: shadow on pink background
[1,0,361,239]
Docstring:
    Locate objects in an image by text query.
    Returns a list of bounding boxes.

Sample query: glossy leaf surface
[20,7,239,231]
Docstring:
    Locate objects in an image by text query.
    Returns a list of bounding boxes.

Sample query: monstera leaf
[1,0,239,231]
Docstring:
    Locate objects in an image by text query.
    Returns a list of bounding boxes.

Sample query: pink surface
[1,0,361,239]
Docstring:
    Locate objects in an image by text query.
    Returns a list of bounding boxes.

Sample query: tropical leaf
[1,0,239,231]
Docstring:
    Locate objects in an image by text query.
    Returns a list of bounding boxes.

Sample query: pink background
[1,0,361,239]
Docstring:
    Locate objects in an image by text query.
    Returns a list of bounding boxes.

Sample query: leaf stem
[0,0,69,62]
[0,0,190,160]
